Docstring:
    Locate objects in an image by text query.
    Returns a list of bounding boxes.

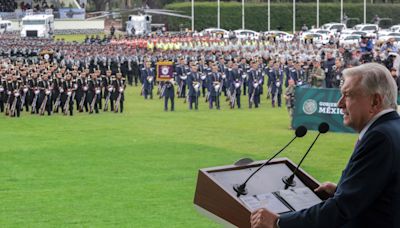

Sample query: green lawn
[0,84,357,227]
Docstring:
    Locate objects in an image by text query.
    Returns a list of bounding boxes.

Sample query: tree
[87,0,109,11]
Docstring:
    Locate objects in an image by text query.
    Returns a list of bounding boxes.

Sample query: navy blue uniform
[141,67,155,99]
[161,81,175,111]
[187,72,201,110]
[269,69,284,107]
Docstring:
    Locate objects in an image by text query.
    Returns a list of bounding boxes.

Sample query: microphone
[282,122,330,189]
[233,126,307,197]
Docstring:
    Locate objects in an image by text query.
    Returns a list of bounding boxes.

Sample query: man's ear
[371,93,383,108]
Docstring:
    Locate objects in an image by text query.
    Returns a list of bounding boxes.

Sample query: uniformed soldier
[38,74,52,115]
[269,62,284,108]
[8,75,22,117]
[310,59,326,88]
[248,60,263,108]
[76,73,89,112]
[87,74,101,114]
[208,63,222,109]
[187,63,201,110]
[176,57,188,98]
[141,61,155,99]
[239,57,249,96]
[29,73,40,114]
[112,73,126,113]
[61,74,75,116]
[52,72,63,113]
[102,70,114,111]
[161,79,175,111]
[229,62,242,109]
[0,75,5,113]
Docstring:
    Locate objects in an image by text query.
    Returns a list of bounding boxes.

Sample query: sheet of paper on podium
[240,193,291,214]
[277,187,323,211]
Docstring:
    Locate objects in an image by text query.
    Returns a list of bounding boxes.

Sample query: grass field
[0,84,357,227]
[1,34,357,227]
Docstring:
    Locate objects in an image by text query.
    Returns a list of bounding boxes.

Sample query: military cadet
[102,69,114,111]
[7,75,22,117]
[218,57,229,96]
[76,73,89,112]
[239,57,249,96]
[61,74,75,116]
[52,72,63,113]
[141,61,155,99]
[208,63,222,109]
[284,58,294,87]
[187,63,201,110]
[29,73,40,114]
[132,56,140,86]
[269,62,284,108]
[290,61,306,86]
[198,57,208,97]
[112,73,126,113]
[38,74,52,116]
[19,71,30,112]
[265,59,275,99]
[248,60,263,108]
[125,56,134,86]
[229,62,242,109]
[176,57,188,98]
[161,79,175,111]
[87,74,101,114]
[0,75,5,113]
[3,75,12,115]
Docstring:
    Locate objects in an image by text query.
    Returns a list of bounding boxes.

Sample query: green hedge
[164,2,400,32]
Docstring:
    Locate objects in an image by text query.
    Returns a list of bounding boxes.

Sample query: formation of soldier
[1,30,400,116]
[0,57,126,117]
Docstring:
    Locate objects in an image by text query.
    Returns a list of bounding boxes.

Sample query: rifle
[63,90,72,115]
[53,88,62,112]
[10,90,20,117]
[39,91,49,115]
[89,89,99,113]
[159,84,166,99]
[31,89,39,114]
[114,87,124,113]
[104,86,113,111]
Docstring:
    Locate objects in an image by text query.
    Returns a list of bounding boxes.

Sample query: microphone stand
[233,135,297,197]
[282,132,321,189]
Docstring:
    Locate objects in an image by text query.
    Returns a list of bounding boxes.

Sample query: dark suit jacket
[280,111,400,228]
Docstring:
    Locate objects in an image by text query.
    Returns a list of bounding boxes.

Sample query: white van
[20,14,54,38]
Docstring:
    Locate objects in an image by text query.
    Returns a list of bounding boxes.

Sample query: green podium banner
[292,87,355,133]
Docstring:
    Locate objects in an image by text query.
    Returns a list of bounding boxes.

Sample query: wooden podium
[193,158,328,227]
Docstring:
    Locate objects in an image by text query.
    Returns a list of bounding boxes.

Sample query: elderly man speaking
[250,63,400,228]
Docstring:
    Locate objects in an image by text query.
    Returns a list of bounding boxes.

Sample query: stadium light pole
[268,0,270,31]
[217,0,220,29]
[340,0,343,23]
[293,0,295,34]
[316,0,319,28]
[192,0,194,32]
[363,0,366,24]
[242,0,245,29]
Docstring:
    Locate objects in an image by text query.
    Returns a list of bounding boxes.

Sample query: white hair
[342,63,398,110]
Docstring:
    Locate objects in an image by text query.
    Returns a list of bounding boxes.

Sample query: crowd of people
[1,30,400,117]
[0,0,17,12]
[0,0,54,13]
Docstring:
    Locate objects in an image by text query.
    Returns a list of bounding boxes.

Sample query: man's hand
[250,208,279,228]
[314,181,337,197]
